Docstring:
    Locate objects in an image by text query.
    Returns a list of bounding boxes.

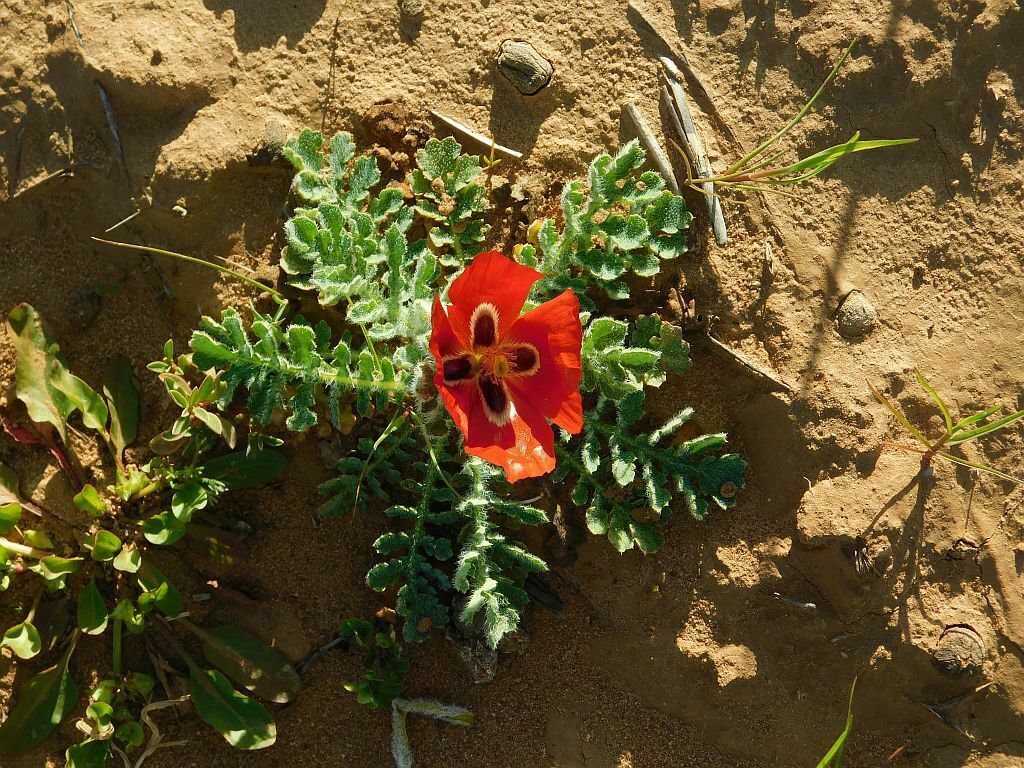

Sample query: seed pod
[719,481,738,500]
[496,40,553,95]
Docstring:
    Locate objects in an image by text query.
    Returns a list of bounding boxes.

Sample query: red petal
[504,290,583,430]
[551,389,584,434]
[429,295,466,361]
[466,397,556,482]
[447,251,543,348]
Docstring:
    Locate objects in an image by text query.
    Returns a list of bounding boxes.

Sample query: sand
[1,0,1023,766]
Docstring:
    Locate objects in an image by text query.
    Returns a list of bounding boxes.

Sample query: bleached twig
[429,110,523,160]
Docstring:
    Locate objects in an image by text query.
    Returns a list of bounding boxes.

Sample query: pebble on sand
[497,40,553,95]
[836,290,878,338]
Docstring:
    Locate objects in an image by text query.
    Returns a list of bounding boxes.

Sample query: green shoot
[816,678,857,768]
[870,371,1024,483]
[91,237,285,302]
[677,39,917,200]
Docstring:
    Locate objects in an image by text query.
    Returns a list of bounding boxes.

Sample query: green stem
[409,409,460,498]
[25,588,43,623]
[112,618,123,675]
[359,324,382,369]
[450,224,463,262]
[92,238,286,301]
[0,536,52,559]
[128,477,165,503]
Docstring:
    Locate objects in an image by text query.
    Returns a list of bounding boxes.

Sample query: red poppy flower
[430,251,583,482]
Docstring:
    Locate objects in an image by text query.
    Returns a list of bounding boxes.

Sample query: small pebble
[934,624,986,675]
[836,290,878,338]
[496,40,553,95]
[398,0,425,18]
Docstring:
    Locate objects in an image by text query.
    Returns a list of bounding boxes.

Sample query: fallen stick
[620,101,679,194]
[627,1,743,150]
[659,62,728,245]
[94,79,132,195]
[429,109,523,160]
[703,332,792,392]
[66,0,85,49]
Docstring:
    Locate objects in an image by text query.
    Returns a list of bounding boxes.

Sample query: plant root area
[2,1,1024,766]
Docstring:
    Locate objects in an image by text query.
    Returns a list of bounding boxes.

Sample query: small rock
[511,173,550,224]
[497,40,553,95]
[836,290,878,338]
[933,625,986,675]
[247,119,289,166]
[398,0,425,17]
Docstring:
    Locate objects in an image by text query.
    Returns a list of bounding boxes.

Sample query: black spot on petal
[471,305,498,349]
[478,377,509,422]
[443,355,474,382]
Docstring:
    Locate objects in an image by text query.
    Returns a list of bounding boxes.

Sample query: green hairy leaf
[530,140,691,304]
[391,697,473,768]
[191,308,405,431]
[557,390,746,553]
[453,461,547,649]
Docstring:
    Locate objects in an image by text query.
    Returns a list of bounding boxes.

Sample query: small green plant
[89,134,749,764]
[339,618,410,708]
[816,679,857,768]
[0,305,294,763]
[870,370,1024,483]
[676,40,917,200]
[114,135,744,652]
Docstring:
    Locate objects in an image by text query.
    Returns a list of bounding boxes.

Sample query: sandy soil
[2,0,1024,766]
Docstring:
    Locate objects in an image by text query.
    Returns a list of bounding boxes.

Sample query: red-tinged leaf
[6,304,75,446]
[1,413,83,491]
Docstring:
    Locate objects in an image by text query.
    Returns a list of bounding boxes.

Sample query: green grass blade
[914,370,952,434]
[952,405,1003,433]
[936,452,1023,483]
[816,678,856,768]
[946,408,1024,445]
[736,148,791,175]
[725,39,858,175]
[868,381,930,447]
[760,137,918,185]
